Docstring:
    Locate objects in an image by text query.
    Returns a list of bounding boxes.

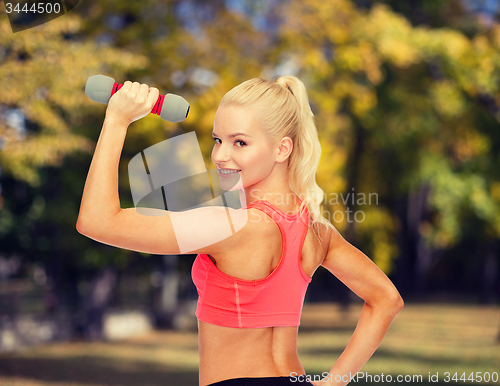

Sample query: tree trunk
[150,255,179,329]
[393,195,413,296]
[481,239,498,304]
[340,120,365,311]
[408,183,433,295]
[81,267,117,340]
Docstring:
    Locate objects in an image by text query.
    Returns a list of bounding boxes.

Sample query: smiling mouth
[218,169,241,175]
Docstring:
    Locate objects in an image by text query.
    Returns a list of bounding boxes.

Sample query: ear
[276,136,293,163]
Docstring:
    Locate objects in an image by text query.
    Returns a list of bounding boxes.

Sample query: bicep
[77,207,180,255]
[76,206,251,256]
[321,227,400,306]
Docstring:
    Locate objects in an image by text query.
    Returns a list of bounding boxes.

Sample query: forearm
[321,301,402,386]
[77,114,129,230]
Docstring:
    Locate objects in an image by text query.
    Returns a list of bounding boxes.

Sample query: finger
[115,81,132,97]
[139,83,149,98]
[122,80,132,90]
[130,82,141,96]
[133,83,147,105]
[147,87,160,109]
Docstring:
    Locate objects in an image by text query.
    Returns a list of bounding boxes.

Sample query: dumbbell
[85,74,189,122]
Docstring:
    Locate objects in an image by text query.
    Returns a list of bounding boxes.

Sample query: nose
[212,142,231,166]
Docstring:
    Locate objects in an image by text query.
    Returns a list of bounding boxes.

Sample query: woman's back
[196,199,331,386]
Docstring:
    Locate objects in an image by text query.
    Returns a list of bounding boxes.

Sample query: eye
[212,137,246,147]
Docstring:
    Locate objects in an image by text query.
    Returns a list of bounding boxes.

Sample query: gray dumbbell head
[161,94,190,122]
[85,75,116,104]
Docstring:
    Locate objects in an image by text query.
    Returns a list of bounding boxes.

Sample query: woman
[77,76,404,386]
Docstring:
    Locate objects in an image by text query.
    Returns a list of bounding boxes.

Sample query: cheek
[257,146,273,162]
[243,150,270,171]
[240,151,259,167]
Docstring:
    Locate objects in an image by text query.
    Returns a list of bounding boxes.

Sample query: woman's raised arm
[76,81,159,229]
[76,81,253,255]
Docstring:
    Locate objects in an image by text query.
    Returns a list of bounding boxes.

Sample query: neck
[239,160,298,207]
[240,186,299,207]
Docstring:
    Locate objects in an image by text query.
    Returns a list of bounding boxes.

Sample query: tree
[1,0,499,342]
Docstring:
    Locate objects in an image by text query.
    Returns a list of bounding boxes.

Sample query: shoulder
[199,206,275,256]
[305,218,337,265]
[308,218,334,247]
[235,206,279,240]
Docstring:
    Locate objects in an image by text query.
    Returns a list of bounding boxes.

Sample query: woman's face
[211,105,277,194]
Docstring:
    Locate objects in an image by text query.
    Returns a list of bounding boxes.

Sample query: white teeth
[219,169,240,174]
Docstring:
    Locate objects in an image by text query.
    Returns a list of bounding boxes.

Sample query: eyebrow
[211,132,252,138]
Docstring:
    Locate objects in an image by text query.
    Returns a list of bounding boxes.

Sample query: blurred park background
[1,0,500,384]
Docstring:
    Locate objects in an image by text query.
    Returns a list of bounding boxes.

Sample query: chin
[220,180,244,191]
[217,174,244,192]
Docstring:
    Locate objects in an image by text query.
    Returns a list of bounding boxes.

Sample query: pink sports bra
[191,198,311,328]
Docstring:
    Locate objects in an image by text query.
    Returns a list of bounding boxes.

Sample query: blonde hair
[220,76,335,243]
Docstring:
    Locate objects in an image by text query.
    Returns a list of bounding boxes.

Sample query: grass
[0,302,498,386]
[298,302,500,385]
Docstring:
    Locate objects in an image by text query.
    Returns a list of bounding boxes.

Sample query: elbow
[393,293,404,312]
[386,291,404,316]
[76,214,116,240]
[76,216,96,236]
[76,218,88,235]
[368,290,404,316]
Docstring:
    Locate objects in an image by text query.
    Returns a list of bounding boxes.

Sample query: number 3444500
[5,2,62,14]
[443,372,498,383]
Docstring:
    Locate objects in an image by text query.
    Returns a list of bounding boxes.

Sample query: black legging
[207,376,315,385]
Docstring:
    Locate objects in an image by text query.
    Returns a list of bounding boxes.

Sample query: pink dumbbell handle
[111,82,165,116]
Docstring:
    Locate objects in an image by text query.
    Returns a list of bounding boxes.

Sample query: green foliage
[1,0,499,281]
[278,0,500,273]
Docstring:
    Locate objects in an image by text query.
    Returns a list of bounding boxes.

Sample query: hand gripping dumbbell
[85,74,190,123]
